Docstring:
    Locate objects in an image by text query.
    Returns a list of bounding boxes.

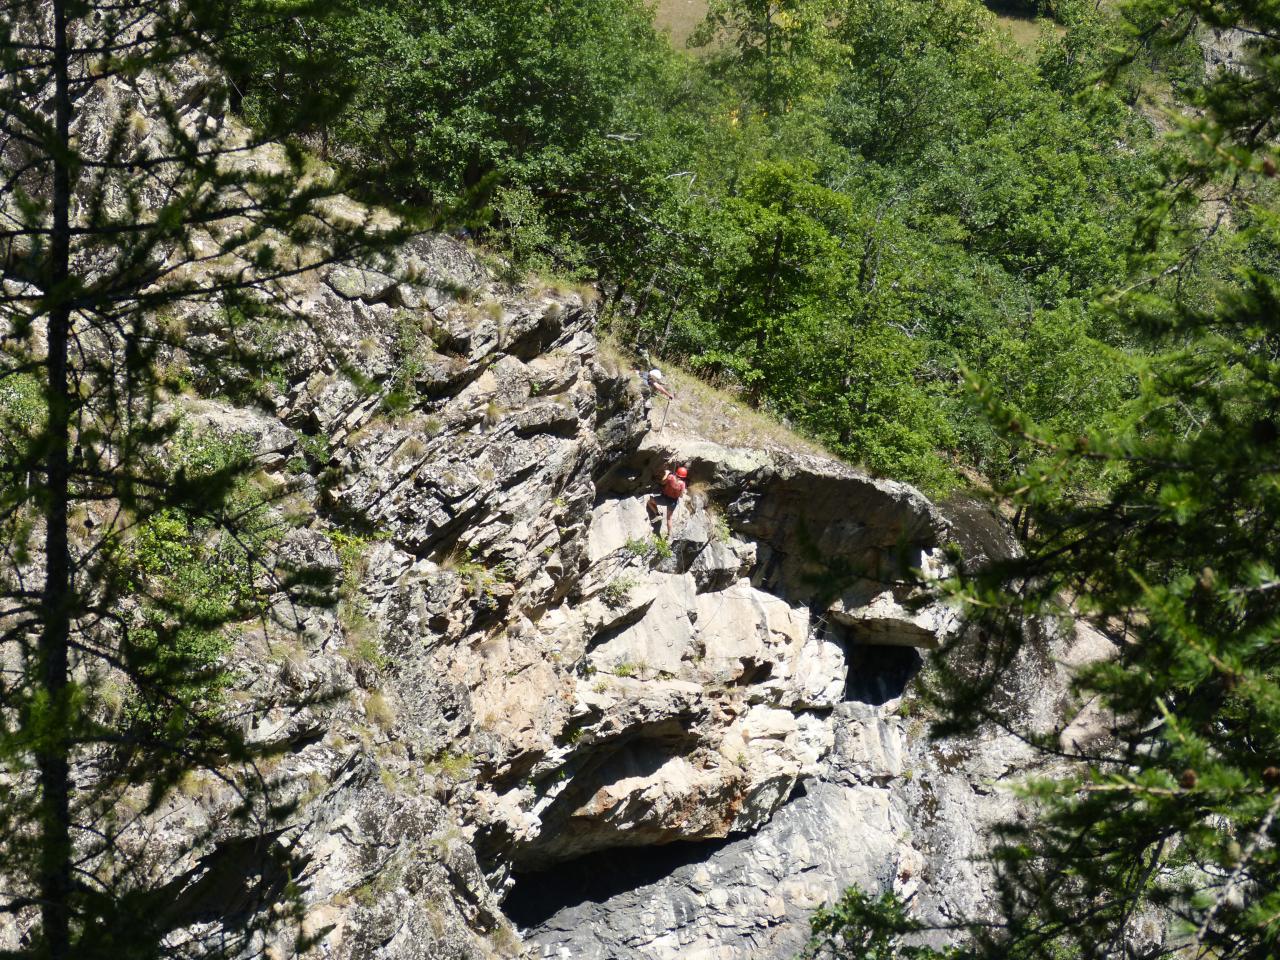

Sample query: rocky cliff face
[98,229,1094,960]
[1,40,1095,957]
[0,172,1085,958]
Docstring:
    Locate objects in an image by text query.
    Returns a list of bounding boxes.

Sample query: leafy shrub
[298,431,332,468]
[0,373,46,464]
[802,888,953,960]
[444,546,511,603]
[600,574,638,608]
[623,535,673,564]
[121,428,269,732]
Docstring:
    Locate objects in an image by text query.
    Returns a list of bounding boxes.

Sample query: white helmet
[649,369,663,381]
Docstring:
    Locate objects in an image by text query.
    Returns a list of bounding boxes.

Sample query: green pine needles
[948,3,1280,955]
[815,2,1280,958]
[0,1,397,956]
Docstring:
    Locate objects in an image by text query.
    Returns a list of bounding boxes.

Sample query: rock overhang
[615,434,951,594]
[490,428,962,876]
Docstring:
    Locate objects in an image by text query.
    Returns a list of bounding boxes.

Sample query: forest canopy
[229,0,1223,493]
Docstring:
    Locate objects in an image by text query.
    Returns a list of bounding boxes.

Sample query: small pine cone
[1262,766,1280,786]
[1179,769,1198,790]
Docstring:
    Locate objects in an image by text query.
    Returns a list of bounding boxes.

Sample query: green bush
[120,428,269,732]
[802,888,955,959]
[600,574,638,608]
[0,373,46,464]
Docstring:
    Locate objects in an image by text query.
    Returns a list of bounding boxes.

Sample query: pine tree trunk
[38,1,75,955]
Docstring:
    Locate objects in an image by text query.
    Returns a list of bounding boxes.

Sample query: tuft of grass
[327,529,375,596]
[382,389,415,416]
[347,634,387,671]
[379,765,401,792]
[442,546,510,601]
[394,435,426,462]
[425,750,474,782]
[365,691,396,733]
[459,298,504,327]
[704,502,731,543]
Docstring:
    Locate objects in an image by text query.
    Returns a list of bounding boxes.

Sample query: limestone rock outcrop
[0,31,1158,960]
[0,38,1079,958]
[1,195,1075,957]
[76,214,1008,958]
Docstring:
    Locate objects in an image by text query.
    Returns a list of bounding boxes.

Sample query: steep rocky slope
[0,38,1101,956]
[113,234,1096,960]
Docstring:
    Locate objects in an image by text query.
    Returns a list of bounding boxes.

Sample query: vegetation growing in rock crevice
[600,574,639,608]
[120,428,265,733]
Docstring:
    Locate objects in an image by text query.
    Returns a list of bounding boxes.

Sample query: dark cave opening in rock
[502,837,732,931]
[844,644,923,705]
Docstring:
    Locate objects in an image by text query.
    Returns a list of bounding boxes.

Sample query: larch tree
[0,1,396,956]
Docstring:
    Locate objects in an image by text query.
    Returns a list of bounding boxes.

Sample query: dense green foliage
[0,372,47,467]
[232,0,673,214]
[810,1,1280,958]
[941,4,1280,956]
[121,429,263,734]
[803,889,959,959]
[232,0,1193,490]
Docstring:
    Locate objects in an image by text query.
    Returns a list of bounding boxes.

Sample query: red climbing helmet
[676,466,688,479]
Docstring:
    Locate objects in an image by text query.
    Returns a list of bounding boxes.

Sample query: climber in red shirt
[645,465,688,536]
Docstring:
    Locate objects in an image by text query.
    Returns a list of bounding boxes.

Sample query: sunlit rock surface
[1,53,1097,960]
